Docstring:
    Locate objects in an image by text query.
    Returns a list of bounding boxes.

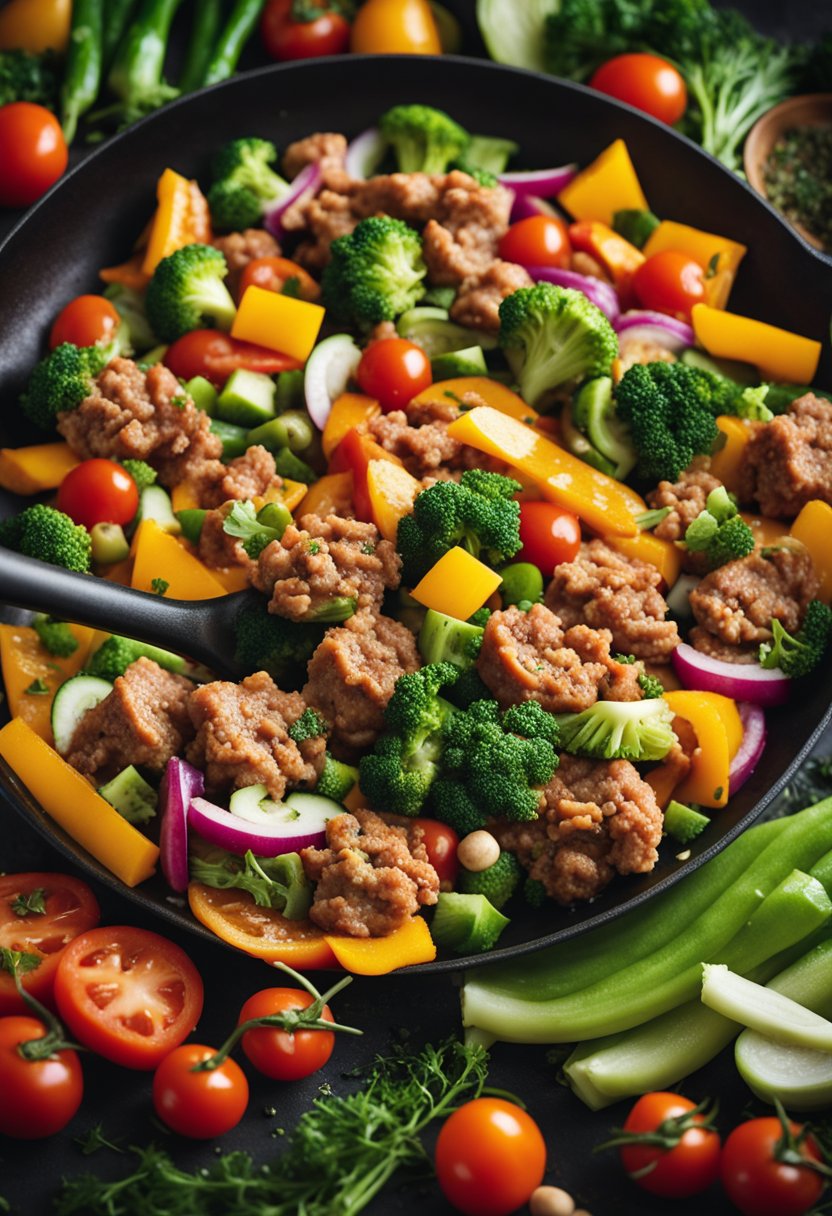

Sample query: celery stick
[701,964,832,1052]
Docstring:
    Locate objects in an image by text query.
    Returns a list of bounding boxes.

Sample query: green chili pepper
[178,0,223,94]
[202,0,267,88]
[60,0,104,144]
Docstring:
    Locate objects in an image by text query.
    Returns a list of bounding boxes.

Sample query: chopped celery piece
[98,765,157,825]
[701,964,832,1052]
[664,799,710,845]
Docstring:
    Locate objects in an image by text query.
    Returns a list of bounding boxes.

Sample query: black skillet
[1,55,831,972]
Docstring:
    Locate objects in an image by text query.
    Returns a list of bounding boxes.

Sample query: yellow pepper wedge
[607,530,682,589]
[643,221,746,310]
[0,718,159,887]
[322,393,381,460]
[209,566,250,594]
[297,471,354,518]
[366,459,422,542]
[0,443,79,495]
[325,916,436,974]
[131,519,227,599]
[231,285,324,361]
[410,377,539,425]
[447,405,642,537]
[411,547,503,619]
[791,501,832,604]
[709,415,755,493]
[188,883,338,969]
[0,623,95,744]
[558,139,649,227]
[663,690,734,808]
[142,170,212,277]
[692,304,822,384]
[171,481,200,512]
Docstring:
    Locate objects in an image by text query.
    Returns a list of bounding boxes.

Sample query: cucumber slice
[52,674,112,755]
[98,765,157,824]
[701,963,832,1052]
[217,369,277,427]
[680,348,758,385]
[397,308,498,358]
[664,799,710,845]
[210,417,249,460]
[136,484,180,534]
[228,783,280,823]
[432,346,489,380]
[283,791,346,822]
[184,374,218,415]
[228,786,343,832]
[304,333,362,431]
[560,405,617,477]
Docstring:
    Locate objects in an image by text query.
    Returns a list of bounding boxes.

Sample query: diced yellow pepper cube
[131,518,227,599]
[558,139,648,227]
[410,547,502,619]
[791,500,832,604]
[366,459,421,542]
[0,442,79,494]
[231,284,324,361]
[171,481,200,512]
[322,393,381,460]
[692,304,822,384]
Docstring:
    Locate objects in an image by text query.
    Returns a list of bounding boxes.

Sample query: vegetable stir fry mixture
[1,103,830,973]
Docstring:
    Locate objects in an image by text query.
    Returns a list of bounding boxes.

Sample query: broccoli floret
[234,600,324,688]
[32,615,78,658]
[614,361,722,484]
[207,137,292,232]
[418,608,485,669]
[555,698,676,762]
[86,636,187,680]
[189,846,311,918]
[502,700,561,746]
[468,606,492,629]
[445,667,492,710]
[122,459,157,492]
[20,342,110,431]
[316,754,359,803]
[458,851,522,910]
[638,672,665,699]
[379,104,470,174]
[524,876,547,908]
[498,283,619,411]
[758,601,832,679]
[704,515,755,568]
[396,469,522,584]
[145,243,236,343]
[222,499,291,560]
[0,49,59,108]
[0,505,91,573]
[684,485,755,570]
[321,217,427,332]
[430,891,509,954]
[449,161,499,187]
[734,384,774,422]
[287,708,328,744]
[360,662,460,816]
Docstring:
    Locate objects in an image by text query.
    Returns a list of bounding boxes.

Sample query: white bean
[457,829,501,872]
[529,1186,576,1216]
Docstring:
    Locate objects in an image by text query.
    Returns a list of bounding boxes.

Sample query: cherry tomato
[498,216,571,270]
[238,987,335,1081]
[413,819,459,887]
[350,0,441,54]
[57,458,140,530]
[152,1043,248,1138]
[0,873,100,1016]
[49,294,120,351]
[720,1115,824,1216]
[239,256,321,303]
[0,1015,82,1139]
[435,1097,547,1216]
[518,500,581,575]
[0,102,68,208]
[618,1092,721,1199]
[590,53,688,126]
[53,926,204,1070]
[261,0,351,60]
[164,330,303,387]
[632,250,706,321]
[356,338,432,413]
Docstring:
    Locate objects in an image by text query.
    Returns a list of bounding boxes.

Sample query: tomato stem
[772,1098,832,1180]
[0,947,83,1061]
[597,1096,720,1156]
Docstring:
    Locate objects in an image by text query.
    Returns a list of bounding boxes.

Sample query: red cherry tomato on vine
[632,249,706,320]
[238,987,335,1081]
[498,215,571,270]
[590,53,688,125]
[720,1114,824,1216]
[49,295,120,351]
[618,1092,721,1199]
[153,1043,249,1139]
[0,103,68,208]
[57,459,140,530]
[0,1016,83,1139]
[518,500,581,574]
[260,0,351,61]
[357,338,432,413]
[164,329,302,387]
[413,819,459,887]
[434,1097,547,1216]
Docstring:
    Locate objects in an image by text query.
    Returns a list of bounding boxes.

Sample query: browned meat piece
[369,320,399,342]
[65,658,193,780]
[422,217,493,285]
[647,461,723,543]
[57,358,223,489]
[282,132,348,186]
[570,251,611,282]
[197,444,283,510]
[616,338,677,376]
[686,626,758,664]
[300,809,439,936]
[738,393,832,518]
[253,513,400,622]
[213,228,281,297]
[689,546,819,653]
[450,260,533,333]
[187,671,325,801]
[198,502,256,571]
[477,603,643,713]
[303,610,420,756]
[545,540,679,664]
[367,399,502,480]
[497,755,663,905]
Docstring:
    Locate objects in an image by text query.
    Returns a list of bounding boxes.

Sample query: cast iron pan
[1,55,830,973]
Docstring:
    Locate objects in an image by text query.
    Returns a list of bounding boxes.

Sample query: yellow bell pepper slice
[0,443,79,495]
[447,405,642,537]
[741,513,788,550]
[709,415,755,493]
[607,530,682,589]
[131,519,227,599]
[297,471,354,518]
[410,376,539,425]
[0,623,95,744]
[210,566,250,594]
[142,170,212,276]
[692,304,822,385]
[0,718,159,887]
[663,689,734,808]
[411,547,502,619]
[322,393,381,460]
[325,915,436,974]
[791,500,832,604]
[643,221,746,310]
[366,459,422,542]
[171,481,200,512]
[232,285,324,361]
[558,139,648,227]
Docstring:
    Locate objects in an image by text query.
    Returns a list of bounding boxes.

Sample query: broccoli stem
[178,0,223,93]
[201,0,265,88]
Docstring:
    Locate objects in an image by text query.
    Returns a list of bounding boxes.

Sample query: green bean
[178,0,223,94]
[201,0,266,88]
[499,562,543,607]
[247,417,290,452]
[61,0,105,145]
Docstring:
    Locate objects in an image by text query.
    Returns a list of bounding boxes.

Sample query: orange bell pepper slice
[325,916,436,974]
[663,690,737,808]
[297,470,355,519]
[329,428,402,521]
[142,170,213,276]
[188,883,337,969]
[322,392,381,460]
[568,220,645,306]
[99,250,152,292]
[791,501,832,604]
[0,442,79,495]
[0,623,95,743]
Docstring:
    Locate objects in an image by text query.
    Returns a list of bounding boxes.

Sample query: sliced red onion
[524,265,620,322]
[614,310,694,352]
[499,164,577,198]
[264,161,322,239]
[511,194,570,223]
[159,757,204,893]
[345,126,387,180]
[729,703,767,795]
[189,795,331,857]
[671,642,792,708]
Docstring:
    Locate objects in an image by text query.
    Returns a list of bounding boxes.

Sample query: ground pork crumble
[737,392,832,518]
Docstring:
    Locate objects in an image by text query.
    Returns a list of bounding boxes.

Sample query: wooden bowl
[744,93,832,254]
